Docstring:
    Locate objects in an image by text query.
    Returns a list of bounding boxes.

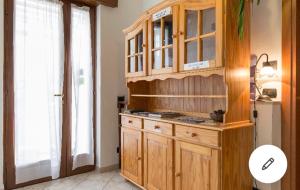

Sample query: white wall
[98,0,143,168]
[0,0,4,188]
[251,0,282,101]
[142,0,161,10]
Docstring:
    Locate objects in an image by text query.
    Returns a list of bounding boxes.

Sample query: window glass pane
[71,5,94,170]
[137,32,143,53]
[129,57,135,73]
[164,15,173,46]
[186,41,198,64]
[201,36,216,61]
[201,8,216,35]
[129,38,135,55]
[153,50,161,69]
[153,20,161,48]
[138,55,143,71]
[186,10,198,39]
[164,48,173,68]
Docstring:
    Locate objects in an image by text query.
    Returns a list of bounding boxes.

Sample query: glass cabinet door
[149,6,178,75]
[125,23,147,78]
[180,5,221,71]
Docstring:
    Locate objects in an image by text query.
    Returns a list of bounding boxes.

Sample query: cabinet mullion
[161,18,165,69]
[197,10,203,62]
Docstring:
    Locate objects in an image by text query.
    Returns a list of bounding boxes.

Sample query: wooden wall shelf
[131,94,227,98]
[127,67,225,83]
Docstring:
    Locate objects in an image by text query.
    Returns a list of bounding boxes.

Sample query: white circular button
[249,145,287,184]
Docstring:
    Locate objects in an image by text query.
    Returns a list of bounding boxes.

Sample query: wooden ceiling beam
[71,0,118,7]
[98,0,118,7]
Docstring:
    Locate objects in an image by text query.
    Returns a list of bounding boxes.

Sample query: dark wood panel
[281,0,300,189]
[72,0,118,7]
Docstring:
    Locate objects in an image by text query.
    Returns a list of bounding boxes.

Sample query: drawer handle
[186,131,197,137]
[128,120,133,124]
[175,173,181,177]
[154,125,161,129]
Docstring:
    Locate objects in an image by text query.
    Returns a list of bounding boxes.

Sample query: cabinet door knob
[142,44,146,47]
[191,133,197,137]
[137,157,142,160]
[175,173,181,177]
[179,31,184,35]
[128,120,133,124]
[154,125,160,129]
[172,34,177,38]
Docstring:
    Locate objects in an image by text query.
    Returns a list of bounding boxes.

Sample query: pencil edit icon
[262,158,275,170]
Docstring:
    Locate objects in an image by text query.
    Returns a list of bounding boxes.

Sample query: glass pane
[14,0,64,183]
[186,10,198,39]
[164,15,173,46]
[129,38,135,55]
[138,55,143,71]
[201,8,216,35]
[153,20,161,48]
[137,32,143,53]
[201,37,216,61]
[129,56,135,72]
[186,41,198,64]
[164,48,173,68]
[153,50,161,69]
[71,5,94,170]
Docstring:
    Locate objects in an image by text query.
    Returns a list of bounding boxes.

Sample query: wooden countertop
[120,113,253,131]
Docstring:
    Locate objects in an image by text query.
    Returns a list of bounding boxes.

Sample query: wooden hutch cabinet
[121,0,253,190]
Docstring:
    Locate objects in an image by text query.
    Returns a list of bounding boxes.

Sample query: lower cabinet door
[144,133,173,190]
[175,141,220,190]
[121,127,143,185]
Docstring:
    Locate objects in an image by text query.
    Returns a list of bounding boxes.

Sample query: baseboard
[97,164,119,173]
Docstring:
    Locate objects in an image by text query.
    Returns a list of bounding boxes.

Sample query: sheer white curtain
[71,4,94,170]
[14,0,64,184]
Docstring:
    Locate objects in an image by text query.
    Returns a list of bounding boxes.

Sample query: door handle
[54,94,64,98]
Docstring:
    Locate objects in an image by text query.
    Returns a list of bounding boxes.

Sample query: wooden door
[179,1,223,72]
[148,5,179,75]
[144,133,173,190]
[125,22,148,78]
[121,127,143,185]
[175,141,220,190]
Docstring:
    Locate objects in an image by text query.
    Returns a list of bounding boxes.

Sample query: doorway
[3,0,97,189]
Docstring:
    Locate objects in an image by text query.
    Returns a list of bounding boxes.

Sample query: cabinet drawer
[175,125,220,147]
[121,116,142,129]
[144,120,173,136]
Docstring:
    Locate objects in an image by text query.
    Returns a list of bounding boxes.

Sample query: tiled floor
[16,170,139,190]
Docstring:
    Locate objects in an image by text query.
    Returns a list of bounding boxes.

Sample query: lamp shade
[260,61,275,77]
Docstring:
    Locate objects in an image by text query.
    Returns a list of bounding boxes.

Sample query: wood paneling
[143,133,173,190]
[221,126,253,190]
[282,0,300,189]
[128,75,226,115]
[223,0,251,124]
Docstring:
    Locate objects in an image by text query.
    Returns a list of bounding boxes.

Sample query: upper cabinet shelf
[124,0,223,81]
